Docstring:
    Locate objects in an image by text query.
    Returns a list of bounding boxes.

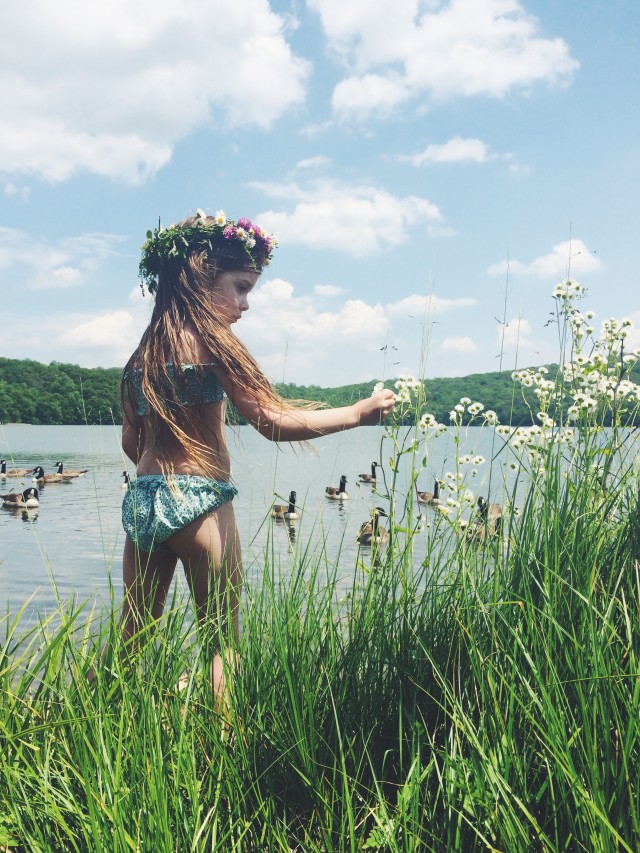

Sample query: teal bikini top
[124,363,225,417]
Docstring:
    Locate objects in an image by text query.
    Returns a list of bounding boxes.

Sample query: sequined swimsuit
[124,362,225,416]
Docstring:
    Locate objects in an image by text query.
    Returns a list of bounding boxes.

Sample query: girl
[119,209,396,702]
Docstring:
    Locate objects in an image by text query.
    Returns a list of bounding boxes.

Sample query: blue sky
[2,0,638,388]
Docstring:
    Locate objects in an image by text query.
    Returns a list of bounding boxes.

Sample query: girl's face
[210,269,260,327]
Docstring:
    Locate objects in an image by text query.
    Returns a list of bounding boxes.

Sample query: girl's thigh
[121,536,179,635]
[167,501,242,629]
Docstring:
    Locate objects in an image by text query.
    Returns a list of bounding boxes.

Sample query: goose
[272,490,299,521]
[283,491,300,521]
[476,496,502,525]
[0,459,34,478]
[122,471,131,490]
[356,507,389,545]
[358,462,378,484]
[416,480,441,506]
[55,461,89,478]
[2,487,40,508]
[326,475,349,500]
[466,496,502,542]
[31,466,65,484]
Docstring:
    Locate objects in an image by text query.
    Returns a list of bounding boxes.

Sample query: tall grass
[2,282,640,851]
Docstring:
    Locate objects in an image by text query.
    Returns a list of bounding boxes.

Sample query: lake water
[1,423,515,622]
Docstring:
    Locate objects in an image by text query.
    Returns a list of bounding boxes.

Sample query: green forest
[1,356,638,427]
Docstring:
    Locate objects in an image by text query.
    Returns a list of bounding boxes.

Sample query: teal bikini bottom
[122,475,237,554]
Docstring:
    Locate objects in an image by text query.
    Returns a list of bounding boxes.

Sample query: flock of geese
[415,479,503,541]
[271,463,503,548]
[1,461,88,510]
[270,462,391,546]
[3,457,503,545]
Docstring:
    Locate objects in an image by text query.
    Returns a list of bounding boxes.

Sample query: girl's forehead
[218,269,260,286]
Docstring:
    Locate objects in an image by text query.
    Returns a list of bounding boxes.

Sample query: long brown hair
[122,214,320,478]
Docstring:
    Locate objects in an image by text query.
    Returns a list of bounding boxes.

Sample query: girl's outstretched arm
[225,384,396,442]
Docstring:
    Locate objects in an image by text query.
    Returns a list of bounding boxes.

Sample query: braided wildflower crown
[139,208,277,294]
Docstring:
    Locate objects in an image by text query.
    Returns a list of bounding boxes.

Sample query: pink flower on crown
[223,225,238,240]
[236,217,252,231]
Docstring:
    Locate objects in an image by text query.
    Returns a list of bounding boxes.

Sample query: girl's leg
[121,535,179,643]
[165,501,242,702]
[89,537,178,682]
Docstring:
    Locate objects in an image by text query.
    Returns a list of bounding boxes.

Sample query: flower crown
[139,209,277,293]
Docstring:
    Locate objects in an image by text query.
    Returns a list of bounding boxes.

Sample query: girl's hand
[354,389,396,425]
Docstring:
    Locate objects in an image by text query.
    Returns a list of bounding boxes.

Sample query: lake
[1,423,515,621]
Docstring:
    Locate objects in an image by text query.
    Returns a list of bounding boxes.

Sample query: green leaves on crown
[139,209,277,293]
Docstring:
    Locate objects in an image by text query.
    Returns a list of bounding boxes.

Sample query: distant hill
[1,356,637,426]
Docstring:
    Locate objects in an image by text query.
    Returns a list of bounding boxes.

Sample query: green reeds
[2,440,638,850]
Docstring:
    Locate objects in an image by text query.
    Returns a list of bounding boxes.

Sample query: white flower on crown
[214,210,226,226]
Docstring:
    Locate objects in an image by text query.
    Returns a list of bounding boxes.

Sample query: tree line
[1,356,637,426]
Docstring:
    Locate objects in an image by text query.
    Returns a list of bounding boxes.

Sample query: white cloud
[622,312,640,353]
[235,276,475,383]
[399,137,498,166]
[487,239,604,279]
[253,178,444,256]
[57,311,137,349]
[441,336,478,352]
[314,284,345,297]
[294,156,332,171]
[1,308,143,368]
[0,227,126,289]
[4,182,30,200]
[0,0,310,183]
[332,73,411,120]
[387,294,476,317]
[309,0,578,120]
[498,317,533,351]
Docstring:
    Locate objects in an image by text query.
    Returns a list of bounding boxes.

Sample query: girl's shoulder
[182,323,213,365]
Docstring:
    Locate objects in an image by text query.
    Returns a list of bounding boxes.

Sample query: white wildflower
[418,413,439,431]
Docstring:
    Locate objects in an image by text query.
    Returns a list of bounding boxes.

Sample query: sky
[1,0,639,389]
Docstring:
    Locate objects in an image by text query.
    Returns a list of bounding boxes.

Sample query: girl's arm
[224,383,396,442]
[122,400,144,463]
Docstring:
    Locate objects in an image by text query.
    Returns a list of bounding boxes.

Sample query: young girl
[120,209,396,702]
